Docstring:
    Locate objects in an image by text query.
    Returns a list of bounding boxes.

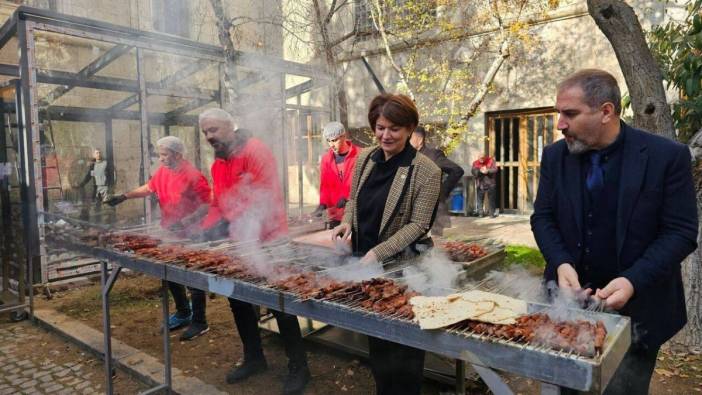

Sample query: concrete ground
[443,214,537,248]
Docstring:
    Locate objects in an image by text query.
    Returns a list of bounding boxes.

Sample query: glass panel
[512,166,519,210]
[512,118,519,161]
[503,118,510,162]
[527,117,534,161]
[546,115,555,144]
[494,119,501,161]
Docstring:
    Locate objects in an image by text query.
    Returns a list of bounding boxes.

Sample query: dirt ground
[36,273,702,394]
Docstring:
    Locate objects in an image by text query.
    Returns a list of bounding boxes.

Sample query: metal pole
[100,262,121,395]
[161,279,172,393]
[455,360,465,395]
[101,261,114,395]
[136,48,151,223]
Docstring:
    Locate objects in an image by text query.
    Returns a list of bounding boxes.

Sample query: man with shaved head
[198,108,310,395]
[107,135,212,340]
[531,69,698,394]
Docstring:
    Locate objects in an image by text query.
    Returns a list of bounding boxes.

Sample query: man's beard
[564,131,590,154]
[209,139,231,158]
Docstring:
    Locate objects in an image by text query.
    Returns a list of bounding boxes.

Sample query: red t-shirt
[148,160,211,228]
[319,142,359,222]
[201,138,288,243]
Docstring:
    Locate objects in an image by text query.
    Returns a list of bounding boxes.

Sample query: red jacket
[471,156,498,190]
[201,138,288,242]
[319,142,359,222]
[148,160,211,228]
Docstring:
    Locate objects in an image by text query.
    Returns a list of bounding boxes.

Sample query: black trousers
[562,342,659,395]
[368,337,425,395]
[476,187,496,216]
[228,298,307,367]
[168,282,207,324]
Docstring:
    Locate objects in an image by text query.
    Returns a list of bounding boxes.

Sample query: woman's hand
[360,250,378,265]
[331,222,352,241]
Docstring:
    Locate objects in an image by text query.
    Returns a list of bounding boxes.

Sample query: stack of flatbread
[410,290,528,330]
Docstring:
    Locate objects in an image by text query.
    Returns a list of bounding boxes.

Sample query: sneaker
[226,358,268,384]
[282,363,310,395]
[179,322,209,341]
[167,312,192,331]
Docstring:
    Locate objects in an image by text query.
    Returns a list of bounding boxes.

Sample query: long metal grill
[43,214,631,393]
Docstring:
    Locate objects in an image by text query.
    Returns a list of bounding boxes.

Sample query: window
[152,0,190,38]
[354,0,376,35]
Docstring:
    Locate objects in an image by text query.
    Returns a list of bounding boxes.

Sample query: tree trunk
[208,0,238,111]
[587,0,675,138]
[464,38,510,121]
[676,129,702,350]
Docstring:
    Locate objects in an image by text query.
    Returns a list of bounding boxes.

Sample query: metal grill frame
[58,236,631,393]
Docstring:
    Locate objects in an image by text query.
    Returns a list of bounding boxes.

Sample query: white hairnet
[156,136,185,154]
[323,121,346,141]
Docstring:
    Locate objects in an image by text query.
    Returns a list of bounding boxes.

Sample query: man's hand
[331,222,352,241]
[596,277,635,310]
[480,166,488,174]
[105,194,127,207]
[557,263,582,290]
[335,197,348,209]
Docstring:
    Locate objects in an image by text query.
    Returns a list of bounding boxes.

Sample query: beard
[563,131,590,154]
[209,138,231,158]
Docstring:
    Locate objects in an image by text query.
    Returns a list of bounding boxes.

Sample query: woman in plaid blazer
[332,93,441,395]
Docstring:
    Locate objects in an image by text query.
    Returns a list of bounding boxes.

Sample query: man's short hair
[156,136,185,155]
[558,69,622,115]
[198,108,238,130]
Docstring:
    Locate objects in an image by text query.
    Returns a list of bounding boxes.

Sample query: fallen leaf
[655,368,675,378]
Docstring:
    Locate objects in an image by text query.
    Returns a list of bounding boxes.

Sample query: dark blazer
[419,145,464,235]
[530,122,698,347]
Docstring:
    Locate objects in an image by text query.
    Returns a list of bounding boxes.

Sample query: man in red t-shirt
[106,136,211,339]
[312,121,359,228]
[198,108,310,395]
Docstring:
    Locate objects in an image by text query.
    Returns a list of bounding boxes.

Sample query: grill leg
[101,262,122,395]
[161,280,172,393]
[471,364,514,395]
[455,360,465,394]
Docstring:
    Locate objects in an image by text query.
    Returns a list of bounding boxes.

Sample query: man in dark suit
[410,126,464,235]
[531,69,698,394]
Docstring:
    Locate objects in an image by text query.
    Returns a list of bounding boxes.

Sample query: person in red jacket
[471,154,498,217]
[198,108,309,395]
[106,136,211,340]
[313,121,359,228]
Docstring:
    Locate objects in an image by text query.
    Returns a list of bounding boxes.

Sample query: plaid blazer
[342,146,442,261]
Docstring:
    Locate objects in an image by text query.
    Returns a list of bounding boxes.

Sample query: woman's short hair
[368,94,419,131]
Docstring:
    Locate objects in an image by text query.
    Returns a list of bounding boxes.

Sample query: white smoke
[402,249,461,295]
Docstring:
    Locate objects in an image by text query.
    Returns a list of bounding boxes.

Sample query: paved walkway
[0,321,103,395]
[444,214,537,248]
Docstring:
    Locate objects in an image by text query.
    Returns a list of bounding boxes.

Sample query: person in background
[471,154,498,217]
[531,69,698,394]
[105,136,212,341]
[198,108,310,395]
[312,121,360,229]
[78,149,112,206]
[333,93,441,395]
[409,126,464,235]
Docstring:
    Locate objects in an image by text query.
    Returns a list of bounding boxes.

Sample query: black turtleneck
[354,143,416,255]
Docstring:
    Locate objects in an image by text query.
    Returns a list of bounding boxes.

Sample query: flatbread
[410,291,527,329]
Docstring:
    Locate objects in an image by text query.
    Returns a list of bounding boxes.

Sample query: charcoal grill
[44,214,631,394]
